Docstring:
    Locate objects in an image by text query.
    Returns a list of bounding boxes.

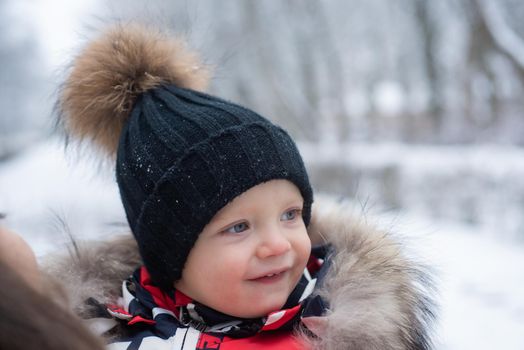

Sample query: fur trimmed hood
[44,194,436,349]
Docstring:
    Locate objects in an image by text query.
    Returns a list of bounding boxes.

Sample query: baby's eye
[225,222,249,234]
[281,208,302,221]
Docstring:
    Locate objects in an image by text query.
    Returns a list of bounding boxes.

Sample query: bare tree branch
[475,0,524,78]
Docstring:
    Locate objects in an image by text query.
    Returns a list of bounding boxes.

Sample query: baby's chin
[236,274,303,317]
[204,266,306,318]
[224,288,293,318]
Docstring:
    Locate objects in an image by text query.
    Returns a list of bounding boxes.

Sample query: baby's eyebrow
[284,199,304,207]
[208,214,242,226]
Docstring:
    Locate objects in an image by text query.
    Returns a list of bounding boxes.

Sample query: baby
[55,23,435,350]
[58,23,322,349]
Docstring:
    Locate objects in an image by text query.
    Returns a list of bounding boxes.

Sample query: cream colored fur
[299,195,435,349]
[44,194,436,349]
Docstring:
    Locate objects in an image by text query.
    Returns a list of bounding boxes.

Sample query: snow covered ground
[1,140,523,349]
[378,213,524,349]
[0,140,127,255]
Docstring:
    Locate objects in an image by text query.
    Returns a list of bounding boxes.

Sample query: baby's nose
[255,228,292,259]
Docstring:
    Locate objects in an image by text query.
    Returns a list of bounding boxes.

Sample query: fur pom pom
[57,22,210,156]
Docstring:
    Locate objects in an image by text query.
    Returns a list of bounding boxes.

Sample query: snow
[378,213,524,349]
[1,140,524,349]
[0,139,126,256]
[372,80,406,116]
[301,142,524,242]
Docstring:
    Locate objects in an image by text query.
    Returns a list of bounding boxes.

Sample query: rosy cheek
[297,233,311,255]
[298,242,311,272]
[216,259,245,288]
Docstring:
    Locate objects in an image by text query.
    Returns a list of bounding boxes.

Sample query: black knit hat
[58,23,313,290]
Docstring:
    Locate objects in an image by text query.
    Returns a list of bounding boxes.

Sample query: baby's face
[175,179,311,318]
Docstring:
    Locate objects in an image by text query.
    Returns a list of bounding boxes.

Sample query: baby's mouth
[248,268,289,283]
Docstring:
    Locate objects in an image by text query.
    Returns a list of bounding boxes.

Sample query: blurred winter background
[1,0,524,348]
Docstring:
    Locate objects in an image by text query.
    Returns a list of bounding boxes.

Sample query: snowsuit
[45,195,436,349]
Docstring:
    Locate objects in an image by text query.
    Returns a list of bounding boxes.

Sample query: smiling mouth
[264,272,280,277]
[249,269,289,283]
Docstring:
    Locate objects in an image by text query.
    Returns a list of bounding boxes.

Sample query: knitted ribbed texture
[116,85,313,290]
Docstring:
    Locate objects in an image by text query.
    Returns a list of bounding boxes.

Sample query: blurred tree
[463,0,502,128]
[0,1,44,161]
[413,0,444,137]
[69,0,524,144]
[475,0,524,80]
[448,0,524,140]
